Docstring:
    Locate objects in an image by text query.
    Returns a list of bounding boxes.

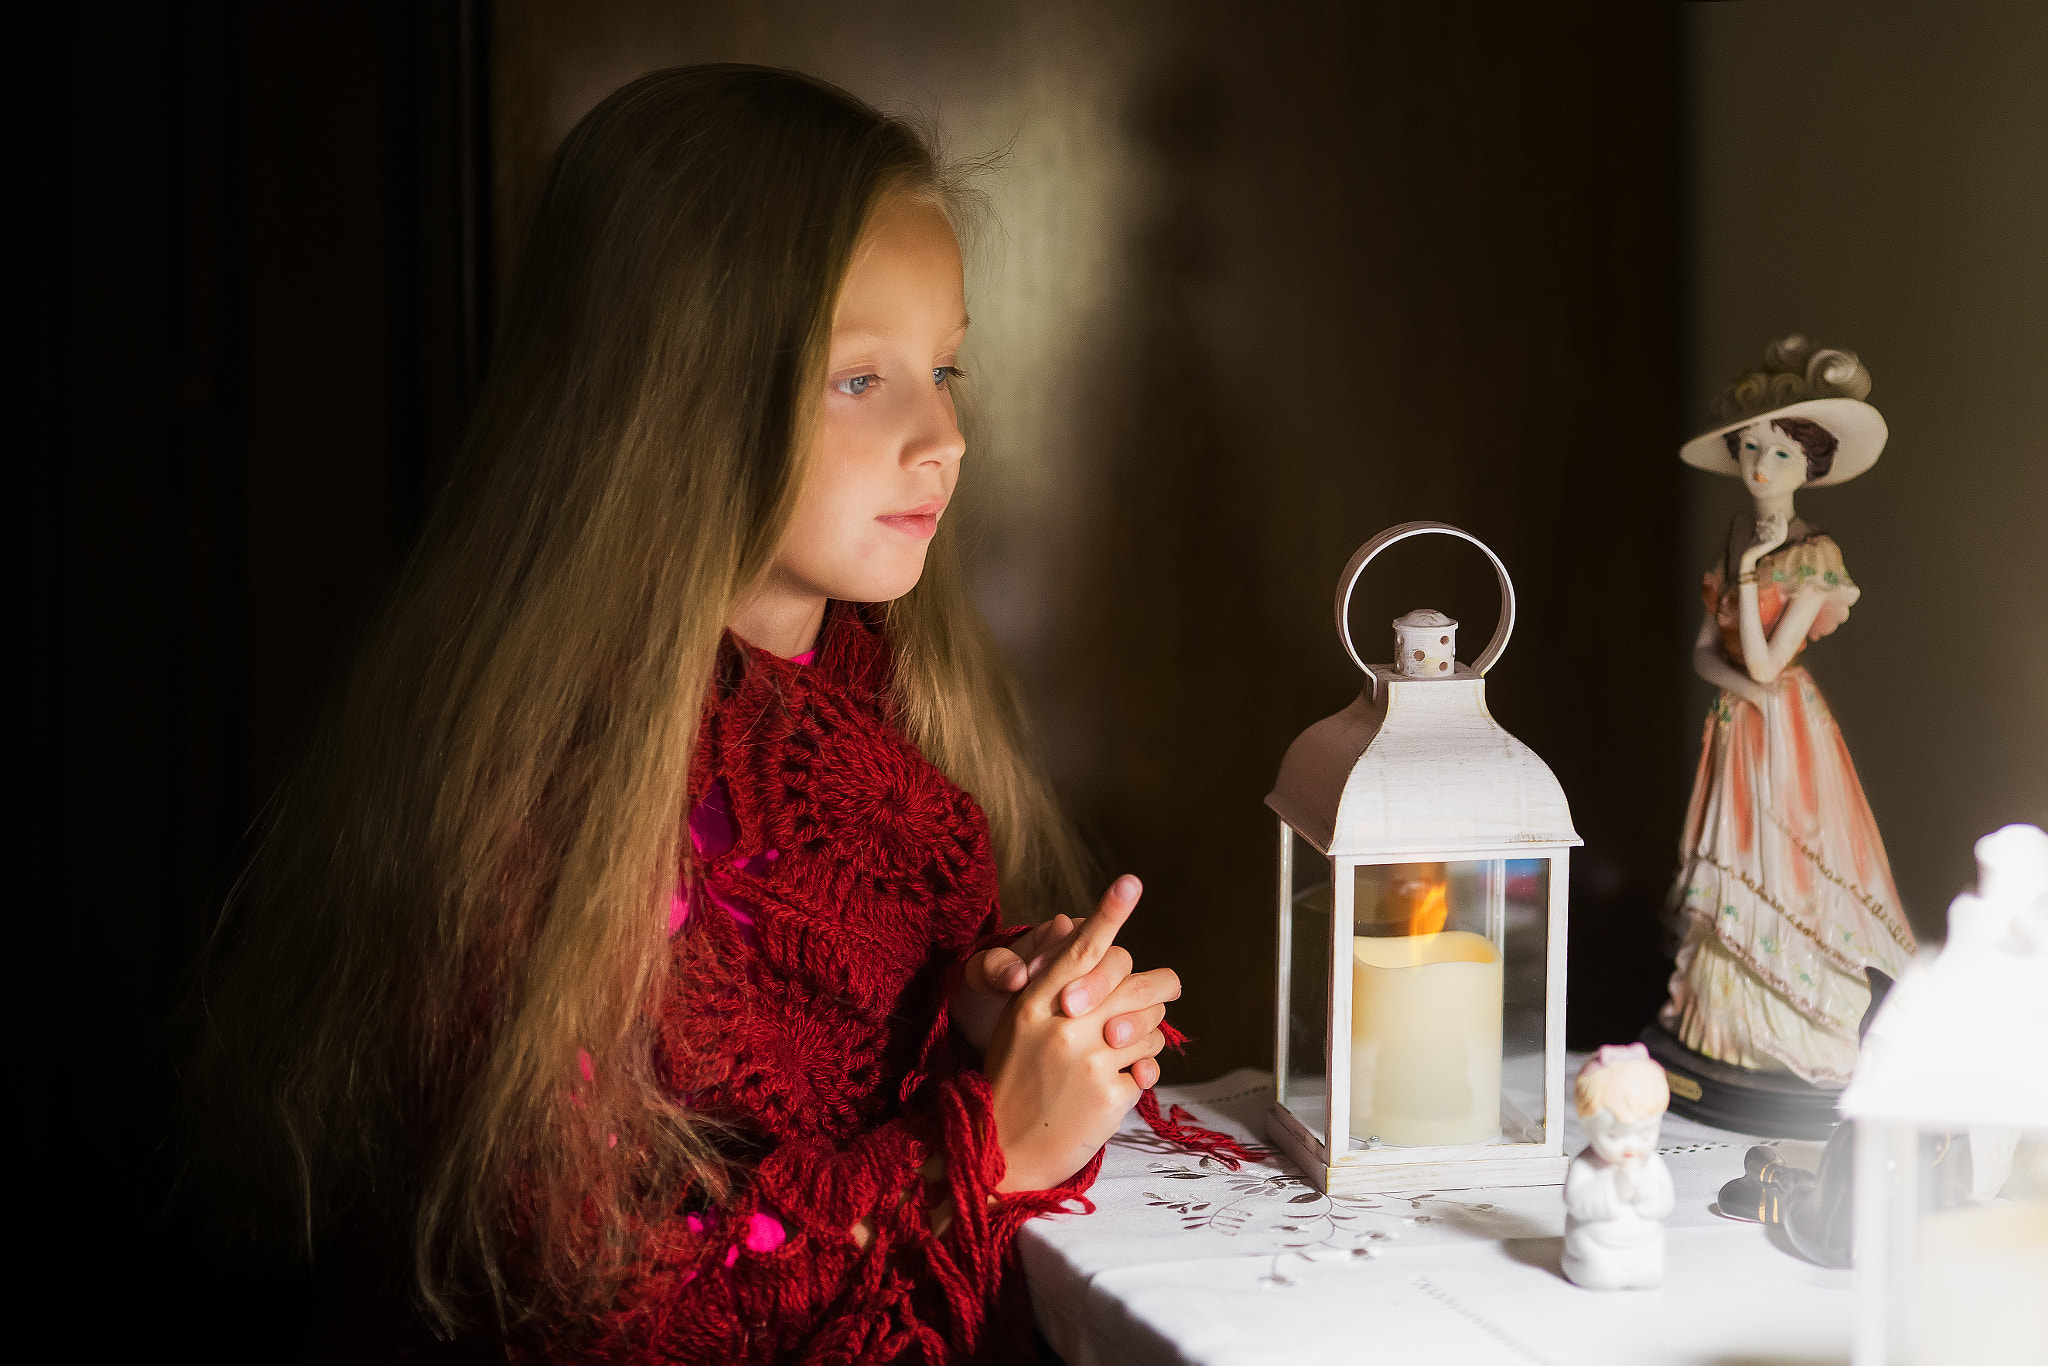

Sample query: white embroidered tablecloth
[1018,1067,1851,1366]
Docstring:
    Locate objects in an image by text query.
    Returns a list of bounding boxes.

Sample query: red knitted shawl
[548,605,1255,1364]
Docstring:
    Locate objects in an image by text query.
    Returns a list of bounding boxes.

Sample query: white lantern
[1266,522,1580,1193]
[1840,824,2048,1366]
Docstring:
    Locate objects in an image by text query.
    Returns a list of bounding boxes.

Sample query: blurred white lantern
[1841,823,2048,1366]
[1266,522,1580,1194]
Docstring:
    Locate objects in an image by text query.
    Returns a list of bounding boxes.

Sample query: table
[1019,1066,1853,1366]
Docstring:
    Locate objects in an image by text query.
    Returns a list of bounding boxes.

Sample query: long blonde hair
[190,64,1087,1327]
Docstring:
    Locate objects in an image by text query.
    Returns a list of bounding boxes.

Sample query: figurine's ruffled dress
[1661,527,1916,1084]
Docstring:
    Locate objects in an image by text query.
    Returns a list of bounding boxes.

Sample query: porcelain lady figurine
[1650,338,1917,1121]
[1563,1044,1675,1290]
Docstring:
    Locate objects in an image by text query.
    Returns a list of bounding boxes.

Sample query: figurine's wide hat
[1680,337,1887,488]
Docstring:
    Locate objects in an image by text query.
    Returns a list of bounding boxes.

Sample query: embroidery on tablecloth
[1110,1078,1552,1288]
[1135,1155,1527,1288]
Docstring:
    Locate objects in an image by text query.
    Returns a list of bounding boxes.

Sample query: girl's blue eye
[1744,442,1757,451]
[934,365,965,388]
[1776,450,1790,459]
[836,374,877,397]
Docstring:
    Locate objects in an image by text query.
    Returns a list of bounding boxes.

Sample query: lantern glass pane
[1278,831,1329,1132]
[1863,1120,2048,1365]
[1341,857,1550,1149]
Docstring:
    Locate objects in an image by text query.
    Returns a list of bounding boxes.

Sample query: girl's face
[773,193,968,609]
[1735,420,1808,500]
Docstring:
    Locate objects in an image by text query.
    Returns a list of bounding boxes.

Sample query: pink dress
[1660,533,1917,1085]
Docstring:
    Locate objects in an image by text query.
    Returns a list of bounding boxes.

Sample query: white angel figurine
[1563,1044,1675,1291]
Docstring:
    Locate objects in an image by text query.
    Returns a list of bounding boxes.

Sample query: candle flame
[1409,879,1449,937]
[1371,862,1450,937]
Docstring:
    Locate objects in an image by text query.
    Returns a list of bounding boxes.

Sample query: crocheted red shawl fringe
[1137,1024,1265,1171]
[519,607,1262,1364]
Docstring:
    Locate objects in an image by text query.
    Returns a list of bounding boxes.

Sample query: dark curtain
[17,1,491,1351]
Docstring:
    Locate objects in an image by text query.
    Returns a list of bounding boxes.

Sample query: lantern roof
[1840,824,2048,1130]
[1266,522,1579,859]
[1267,671,1579,857]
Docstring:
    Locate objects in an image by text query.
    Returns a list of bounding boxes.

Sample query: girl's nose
[904,385,965,469]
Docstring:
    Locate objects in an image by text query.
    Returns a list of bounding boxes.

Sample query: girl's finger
[1020,914,1076,977]
[1109,1025,1168,1069]
[1128,1057,1160,1090]
[1059,946,1132,1017]
[1022,915,1088,979]
[1102,1002,1168,1049]
[1025,876,1140,1002]
[1071,961,1179,1019]
[977,945,1027,994]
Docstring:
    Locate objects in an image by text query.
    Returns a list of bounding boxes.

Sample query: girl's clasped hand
[959,875,1182,1191]
[859,876,1180,1245]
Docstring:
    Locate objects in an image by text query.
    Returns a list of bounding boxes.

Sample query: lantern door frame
[1269,822,1572,1195]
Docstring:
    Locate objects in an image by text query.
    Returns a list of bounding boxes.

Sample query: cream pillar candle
[1351,930,1503,1146]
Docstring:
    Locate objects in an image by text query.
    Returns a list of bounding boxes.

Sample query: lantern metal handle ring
[1335,520,1516,690]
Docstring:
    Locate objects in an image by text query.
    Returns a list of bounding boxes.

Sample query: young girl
[194,65,1249,1363]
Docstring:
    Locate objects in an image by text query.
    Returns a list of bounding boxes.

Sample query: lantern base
[1636,1024,1842,1140]
[1266,1102,1568,1195]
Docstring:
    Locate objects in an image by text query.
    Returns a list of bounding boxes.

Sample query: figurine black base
[1636,1023,1843,1139]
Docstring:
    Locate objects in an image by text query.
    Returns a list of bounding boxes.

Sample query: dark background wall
[18,1,492,1354]
[63,1,2048,1356]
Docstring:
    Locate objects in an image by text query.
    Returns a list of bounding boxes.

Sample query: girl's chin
[828,561,928,605]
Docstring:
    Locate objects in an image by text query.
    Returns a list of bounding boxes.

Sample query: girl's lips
[877,513,938,540]
[877,502,944,540]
